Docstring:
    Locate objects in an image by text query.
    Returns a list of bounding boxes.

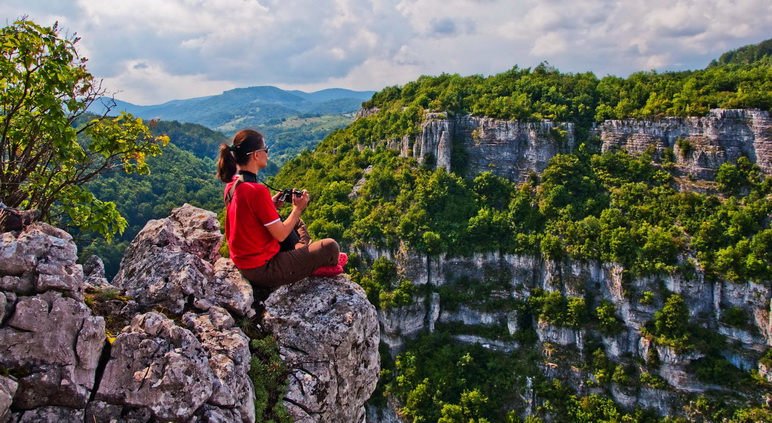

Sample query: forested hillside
[710,39,772,67]
[267,41,772,422]
[77,121,229,277]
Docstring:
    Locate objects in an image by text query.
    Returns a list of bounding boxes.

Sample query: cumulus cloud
[531,32,568,57]
[101,60,236,105]
[1,0,770,104]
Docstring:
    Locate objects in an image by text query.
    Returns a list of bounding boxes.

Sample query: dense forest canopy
[710,39,772,67]
[271,45,772,288]
[361,47,770,135]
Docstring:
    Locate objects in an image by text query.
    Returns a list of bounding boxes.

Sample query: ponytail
[216,144,237,182]
[216,129,267,183]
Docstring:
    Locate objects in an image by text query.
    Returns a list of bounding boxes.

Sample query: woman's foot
[311,264,344,277]
[310,252,348,277]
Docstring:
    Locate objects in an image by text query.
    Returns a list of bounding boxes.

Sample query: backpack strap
[224,175,245,242]
[224,175,245,208]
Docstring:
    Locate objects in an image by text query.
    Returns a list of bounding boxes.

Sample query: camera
[277,189,302,203]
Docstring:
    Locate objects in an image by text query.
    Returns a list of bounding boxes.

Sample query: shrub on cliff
[653,294,691,351]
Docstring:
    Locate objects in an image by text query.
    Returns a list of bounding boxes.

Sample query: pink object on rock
[311,264,344,277]
[310,253,348,277]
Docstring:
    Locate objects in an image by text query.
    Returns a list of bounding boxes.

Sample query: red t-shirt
[224,179,281,269]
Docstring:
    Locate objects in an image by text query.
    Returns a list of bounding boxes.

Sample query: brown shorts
[239,238,339,288]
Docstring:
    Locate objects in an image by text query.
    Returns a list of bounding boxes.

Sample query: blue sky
[3,0,770,105]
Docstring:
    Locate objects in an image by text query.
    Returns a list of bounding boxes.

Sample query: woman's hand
[272,192,285,208]
[267,189,310,242]
[292,190,310,211]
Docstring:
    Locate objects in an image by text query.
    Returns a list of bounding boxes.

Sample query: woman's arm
[265,190,309,241]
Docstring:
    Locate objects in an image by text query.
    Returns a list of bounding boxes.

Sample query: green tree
[716,157,762,194]
[82,141,223,277]
[0,19,167,239]
[654,294,691,349]
[595,300,623,335]
[715,162,744,194]
[473,171,514,210]
[438,389,492,423]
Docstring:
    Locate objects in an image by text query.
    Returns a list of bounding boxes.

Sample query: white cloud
[530,32,568,57]
[101,60,236,105]
[1,0,770,104]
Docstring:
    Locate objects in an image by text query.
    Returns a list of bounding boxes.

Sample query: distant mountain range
[90,86,375,136]
[89,86,375,164]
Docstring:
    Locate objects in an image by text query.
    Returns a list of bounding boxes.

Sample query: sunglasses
[253,148,269,155]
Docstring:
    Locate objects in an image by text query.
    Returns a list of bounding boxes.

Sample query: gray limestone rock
[0,275,33,296]
[35,260,83,298]
[206,257,256,318]
[84,401,125,423]
[264,277,380,423]
[82,254,112,290]
[0,223,81,300]
[83,254,106,279]
[379,297,428,352]
[394,109,770,186]
[399,113,575,182]
[96,311,216,422]
[598,109,771,178]
[182,306,255,423]
[0,376,17,423]
[112,204,222,314]
[189,404,244,423]
[535,319,584,350]
[13,405,84,422]
[0,291,5,324]
[0,292,105,409]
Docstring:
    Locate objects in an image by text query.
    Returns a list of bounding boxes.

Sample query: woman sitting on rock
[216,129,346,287]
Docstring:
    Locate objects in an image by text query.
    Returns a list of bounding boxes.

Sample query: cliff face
[393,109,771,183]
[389,113,575,181]
[362,245,771,417]
[597,109,772,179]
[0,205,380,423]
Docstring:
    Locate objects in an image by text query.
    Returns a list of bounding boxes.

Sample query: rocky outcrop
[392,109,771,184]
[0,224,102,412]
[0,204,380,422]
[0,377,15,422]
[112,205,228,315]
[264,278,380,423]
[96,311,219,421]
